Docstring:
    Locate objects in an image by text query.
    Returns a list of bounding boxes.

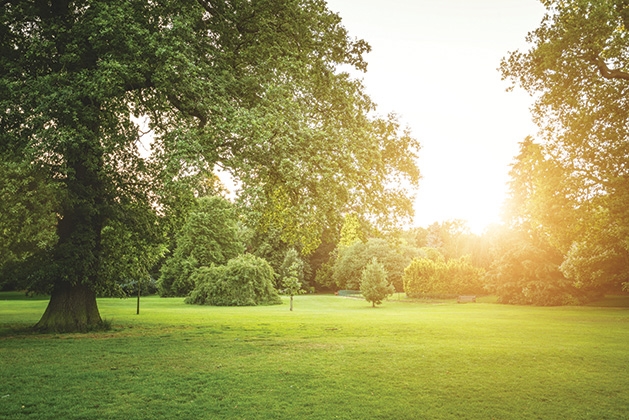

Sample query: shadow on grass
[0,318,114,338]
[0,324,40,338]
[586,295,629,308]
[0,291,49,301]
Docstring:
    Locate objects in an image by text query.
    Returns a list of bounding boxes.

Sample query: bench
[457,295,476,303]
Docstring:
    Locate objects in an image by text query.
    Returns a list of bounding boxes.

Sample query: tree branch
[593,55,629,81]
[167,94,207,128]
[196,0,222,17]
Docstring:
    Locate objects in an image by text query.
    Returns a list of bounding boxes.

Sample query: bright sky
[325,0,546,233]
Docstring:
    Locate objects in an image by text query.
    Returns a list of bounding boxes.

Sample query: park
[2,1,629,418]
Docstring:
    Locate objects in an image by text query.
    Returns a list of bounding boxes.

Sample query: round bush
[185,254,281,306]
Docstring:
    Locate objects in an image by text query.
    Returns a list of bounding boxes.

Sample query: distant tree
[360,258,394,307]
[278,249,306,290]
[306,230,337,291]
[185,254,280,306]
[485,228,594,306]
[247,229,287,277]
[247,232,311,291]
[280,254,306,311]
[332,238,419,291]
[425,220,480,260]
[159,196,244,296]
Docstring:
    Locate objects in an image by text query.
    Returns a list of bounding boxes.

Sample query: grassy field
[1,294,628,419]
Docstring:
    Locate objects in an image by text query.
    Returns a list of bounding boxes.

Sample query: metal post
[136,279,141,315]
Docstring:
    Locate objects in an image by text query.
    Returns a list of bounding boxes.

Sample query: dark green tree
[332,238,419,291]
[0,160,59,290]
[158,195,243,296]
[1,1,420,331]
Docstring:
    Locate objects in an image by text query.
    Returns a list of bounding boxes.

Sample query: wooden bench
[457,295,476,303]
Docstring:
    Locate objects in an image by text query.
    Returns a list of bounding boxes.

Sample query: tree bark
[35,283,103,332]
[290,295,293,311]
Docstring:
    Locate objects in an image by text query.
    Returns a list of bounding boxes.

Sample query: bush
[403,255,484,298]
[185,254,282,306]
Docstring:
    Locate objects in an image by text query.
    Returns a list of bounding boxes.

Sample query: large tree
[0,0,420,331]
[501,0,629,292]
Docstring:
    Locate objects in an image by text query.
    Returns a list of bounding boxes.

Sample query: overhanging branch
[593,55,629,81]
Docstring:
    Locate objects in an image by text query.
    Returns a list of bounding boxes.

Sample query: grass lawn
[1,294,628,419]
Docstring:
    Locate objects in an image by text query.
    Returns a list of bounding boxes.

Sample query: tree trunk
[290,295,294,311]
[35,283,103,332]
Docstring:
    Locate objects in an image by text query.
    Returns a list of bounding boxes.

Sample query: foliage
[560,208,629,292]
[416,221,493,269]
[0,159,59,290]
[247,228,291,280]
[314,255,337,290]
[278,248,308,292]
[403,253,484,298]
[159,196,243,296]
[359,258,394,307]
[332,238,420,291]
[305,230,337,290]
[280,254,306,311]
[501,0,629,292]
[485,228,595,306]
[185,254,281,306]
[247,231,311,291]
[98,218,165,298]
[338,214,366,249]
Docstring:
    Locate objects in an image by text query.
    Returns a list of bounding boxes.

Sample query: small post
[136,279,141,315]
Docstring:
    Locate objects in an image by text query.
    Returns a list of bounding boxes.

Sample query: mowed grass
[1,294,628,419]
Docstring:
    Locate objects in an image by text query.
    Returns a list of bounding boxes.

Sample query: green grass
[1,294,628,419]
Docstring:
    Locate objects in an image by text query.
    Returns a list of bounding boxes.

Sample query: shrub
[185,254,281,306]
[403,255,484,298]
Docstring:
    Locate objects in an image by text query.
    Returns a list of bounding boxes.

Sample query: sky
[324,0,547,233]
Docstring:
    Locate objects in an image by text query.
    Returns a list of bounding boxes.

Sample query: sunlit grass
[1,294,628,419]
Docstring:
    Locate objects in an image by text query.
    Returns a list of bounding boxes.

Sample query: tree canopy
[501,0,629,293]
[0,0,420,331]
